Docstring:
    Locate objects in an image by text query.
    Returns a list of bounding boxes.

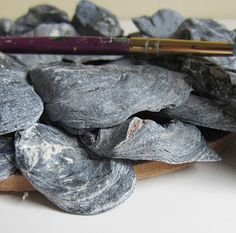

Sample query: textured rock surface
[172,18,236,71]
[15,123,136,215]
[160,94,236,132]
[0,136,16,181]
[133,55,236,106]
[30,63,192,130]
[12,23,77,68]
[81,117,220,164]
[181,57,234,102]
[14,4,69,35]
[72,0,123,36]
[133,9,184,38]
[0,52,44,135]
[0,18,16,36]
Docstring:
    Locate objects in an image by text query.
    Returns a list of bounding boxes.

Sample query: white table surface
[1,20,236,233]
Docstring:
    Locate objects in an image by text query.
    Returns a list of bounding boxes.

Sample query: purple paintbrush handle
[0,36,130,55]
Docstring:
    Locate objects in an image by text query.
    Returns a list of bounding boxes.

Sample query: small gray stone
[12,23,77,68]
[231,29,236,42]
[172,18,236,71]
[14,4,69,35]
[0,18,16,36]
[160,94,236,132]
[30,63,191,130]
[0,136,16,181]
[15,123,136,215]
[0,52,43,135]
[133,9,184,38]
[72,0,123,36]
[81,117,220,164]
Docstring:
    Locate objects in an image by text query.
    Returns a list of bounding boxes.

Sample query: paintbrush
[0,36,235,56]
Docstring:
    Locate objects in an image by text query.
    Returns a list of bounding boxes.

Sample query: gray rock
[81,117,220,164]
[181,57,234,102]
[0,52,44,135]
[14,4,69,35]
[0,18,16,36]
[172,18,233,42]
[12,23,77,68]
[129,56,236,105]
[160,94,236,132]
[0,136,16,181]
[30,63,192,130]
[232,29,236,42]
[133,9,184,38]
[72,0,123,36]
[172,18,236,71]
[64,55,123,65]
[15,123,136,215]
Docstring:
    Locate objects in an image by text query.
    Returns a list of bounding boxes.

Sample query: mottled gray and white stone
[64,55,123,65]
[81,117,220,164]
[0,136,16,181]
[160,94,236,132]
[15,123,136,215]
[172,18,236,71]
[14,4,69,35]
[12,23,77,68]
[0,18,16,36]
[30,63,192,130]
[133,9,184,38]
[72,0,123,36]
[0,52,44,135]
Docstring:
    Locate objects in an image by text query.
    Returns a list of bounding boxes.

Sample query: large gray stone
[30,63,192,130]
[0,52,44,135]
[133,9,184,38]
[160,94,236,132]
[15,123,136,215]
[0,136,16,181]
[72,0,123,36]
[81,117,220,164]
[14,4,69,35]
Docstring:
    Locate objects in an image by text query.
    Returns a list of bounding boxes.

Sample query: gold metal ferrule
[129,38,234,56]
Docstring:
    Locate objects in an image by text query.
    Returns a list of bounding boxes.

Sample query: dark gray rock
[0,18,16,36]
[30,63,192,130]
[160,94,236,132]
[0,136,16,181]
[172,18,236,71]
[12,23,77,68]
[81,117,220,164]
[232,29,236,42]
[14,4,69,35]
[181,57,234,102]
[133,9,184,38]
[15,123,136,215]
[0,52,44,135]
[72,0,123,36]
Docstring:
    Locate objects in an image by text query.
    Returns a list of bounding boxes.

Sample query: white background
[0,20,236,233]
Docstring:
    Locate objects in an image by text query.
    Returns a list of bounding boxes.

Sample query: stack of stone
[0,0,236,215]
